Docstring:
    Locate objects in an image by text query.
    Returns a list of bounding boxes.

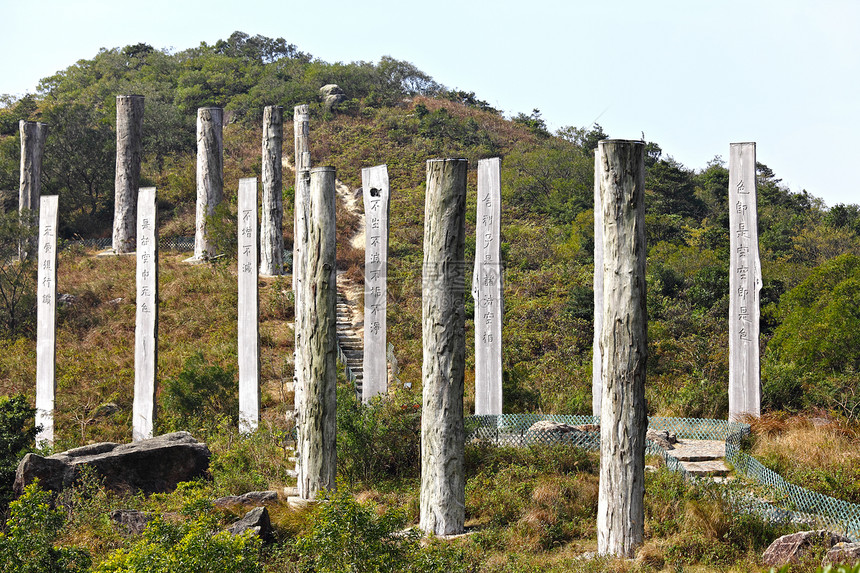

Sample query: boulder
[15,431,210,496]
[527,420,599,435]
[823,541,860,567]
[646,429,678,450]
[319,84,346,111]
[226,506,273,543]
[214,490,279,510]
[110,509,154,536]
[762,530,851,567]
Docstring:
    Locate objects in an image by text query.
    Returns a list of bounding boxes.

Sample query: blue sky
[2,0,858,207]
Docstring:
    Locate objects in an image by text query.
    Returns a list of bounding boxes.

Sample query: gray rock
[15,431,210,496]
[58,293,79,306]
[646,429,677,450]
[319,84,346,111]
[110,509,154,535]
[214,490,279,509]
[527,420,598,435]
[762,530,851,567]
[823,541,860,567]
[227,506,273,543]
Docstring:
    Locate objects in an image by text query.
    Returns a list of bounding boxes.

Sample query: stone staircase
[336,288,364,399]
[669,439,732,479]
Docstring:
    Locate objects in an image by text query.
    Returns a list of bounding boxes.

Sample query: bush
[0,393,38,511]
[161,352,238,430]
[294,488,471,573]
[95,491,261,573]
[336,385,420,485]
[0,482,91,572]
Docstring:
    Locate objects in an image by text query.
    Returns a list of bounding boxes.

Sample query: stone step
[669,439,726,462]
[283,486,299,497]
[681,459,731,477]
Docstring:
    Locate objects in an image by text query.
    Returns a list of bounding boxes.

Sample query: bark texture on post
[19,121,48,260]
[260,106,284,276]
[592,149,604,416]
[728,142,761,422]
[472,157,503,415]
[292,104,311,414]
[596,140,647,558]
[420,159,467,536]
[193,107,223,260]
[133,188,158,441]
[36,195,58,446]
[361,164,390,402]
[296,167,337,500]
[113,95,145,254]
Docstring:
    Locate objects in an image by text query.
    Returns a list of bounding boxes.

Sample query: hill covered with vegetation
[1,31,859,572]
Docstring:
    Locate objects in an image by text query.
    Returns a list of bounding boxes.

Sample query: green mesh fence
[465,414,860,541]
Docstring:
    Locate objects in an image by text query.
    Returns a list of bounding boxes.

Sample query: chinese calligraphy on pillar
[36,195,58,446]
[472,158,503,416]
[133,188,158,441]
[728,142,761,422]
[361,165,389,402]
[238,178,260,433]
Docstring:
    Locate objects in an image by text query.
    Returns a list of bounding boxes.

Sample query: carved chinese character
[737,180,748,194]
[369,321,381,336]
[41,294,51,304]
[242,262,253,273]
[736,222,750,239]
[370,235,380,246]
[736,201,747,214]
[482,332,494,344]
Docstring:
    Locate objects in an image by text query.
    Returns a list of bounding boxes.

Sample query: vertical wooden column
[35,195,58,446]
[420,158,467,536]
[260,106,284,276]
[133,187,158,441]
[292,105,311,413]
[361,164,390,402]
[19,120,48,260]
[596,140,647,558]
[238,178,260,433]
[472,157,503,415]
[193,107,223,261]
[112,95,145,254]
[592,148,604,416]
[296,167,337,500]
[728,142,761,422]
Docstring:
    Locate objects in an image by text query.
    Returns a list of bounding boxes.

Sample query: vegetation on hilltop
[0,31,859,572]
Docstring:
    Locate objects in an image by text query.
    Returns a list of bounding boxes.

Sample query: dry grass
[750,413,860,470]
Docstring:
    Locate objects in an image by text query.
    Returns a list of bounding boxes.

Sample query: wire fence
[466,414,860,541]
[63,236,197,252]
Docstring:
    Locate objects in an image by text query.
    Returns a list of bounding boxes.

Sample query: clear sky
[2,0,858,207]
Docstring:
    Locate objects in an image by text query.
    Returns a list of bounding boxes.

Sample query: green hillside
[0,31,859,572]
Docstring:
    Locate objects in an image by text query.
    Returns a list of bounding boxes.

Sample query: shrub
[161,352,238,430]
[95,492,261,573]
[0,482,91,572]
[0,393,38,511]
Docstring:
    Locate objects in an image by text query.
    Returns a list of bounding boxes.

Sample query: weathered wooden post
[596,140,647,558]
[19,120,48,259]
[361,164,390,402]
[592,149,604,416]
[296,167,337,500]
[260,106,283,276]
[112,95,145,254]
[192,107,223,261]
[292,105,310,413]
[133,187,158,441]
[238,178,260,433]
[35,195,58,446]
[420,158,467,536]
[728,142,761,422]
[472,157,503,415]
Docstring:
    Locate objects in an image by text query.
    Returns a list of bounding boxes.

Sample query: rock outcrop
[762,530,851,567]
[14,431,210,496]
[226,506,273,543]
[214,490,279,510]
[319,84,346,111]
[823,541,860,567]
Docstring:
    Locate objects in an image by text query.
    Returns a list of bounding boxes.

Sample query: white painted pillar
[728,142,761,422]
[472,157,503,415]
[238,177,260,433]
[133,188,158,441]
[35,195,58,446]
[361,164,390,402]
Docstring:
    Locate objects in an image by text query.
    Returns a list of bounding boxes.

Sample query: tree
[0,394,38,511]
[0,211,37,339]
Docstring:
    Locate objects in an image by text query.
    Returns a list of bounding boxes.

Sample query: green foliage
[161,352,238,430]
[0,394,38,511]
[336,386,421,485]
[294,488,471,573]
[0,483,91,572]
[94,508,261,573]
[0,210,37,338]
